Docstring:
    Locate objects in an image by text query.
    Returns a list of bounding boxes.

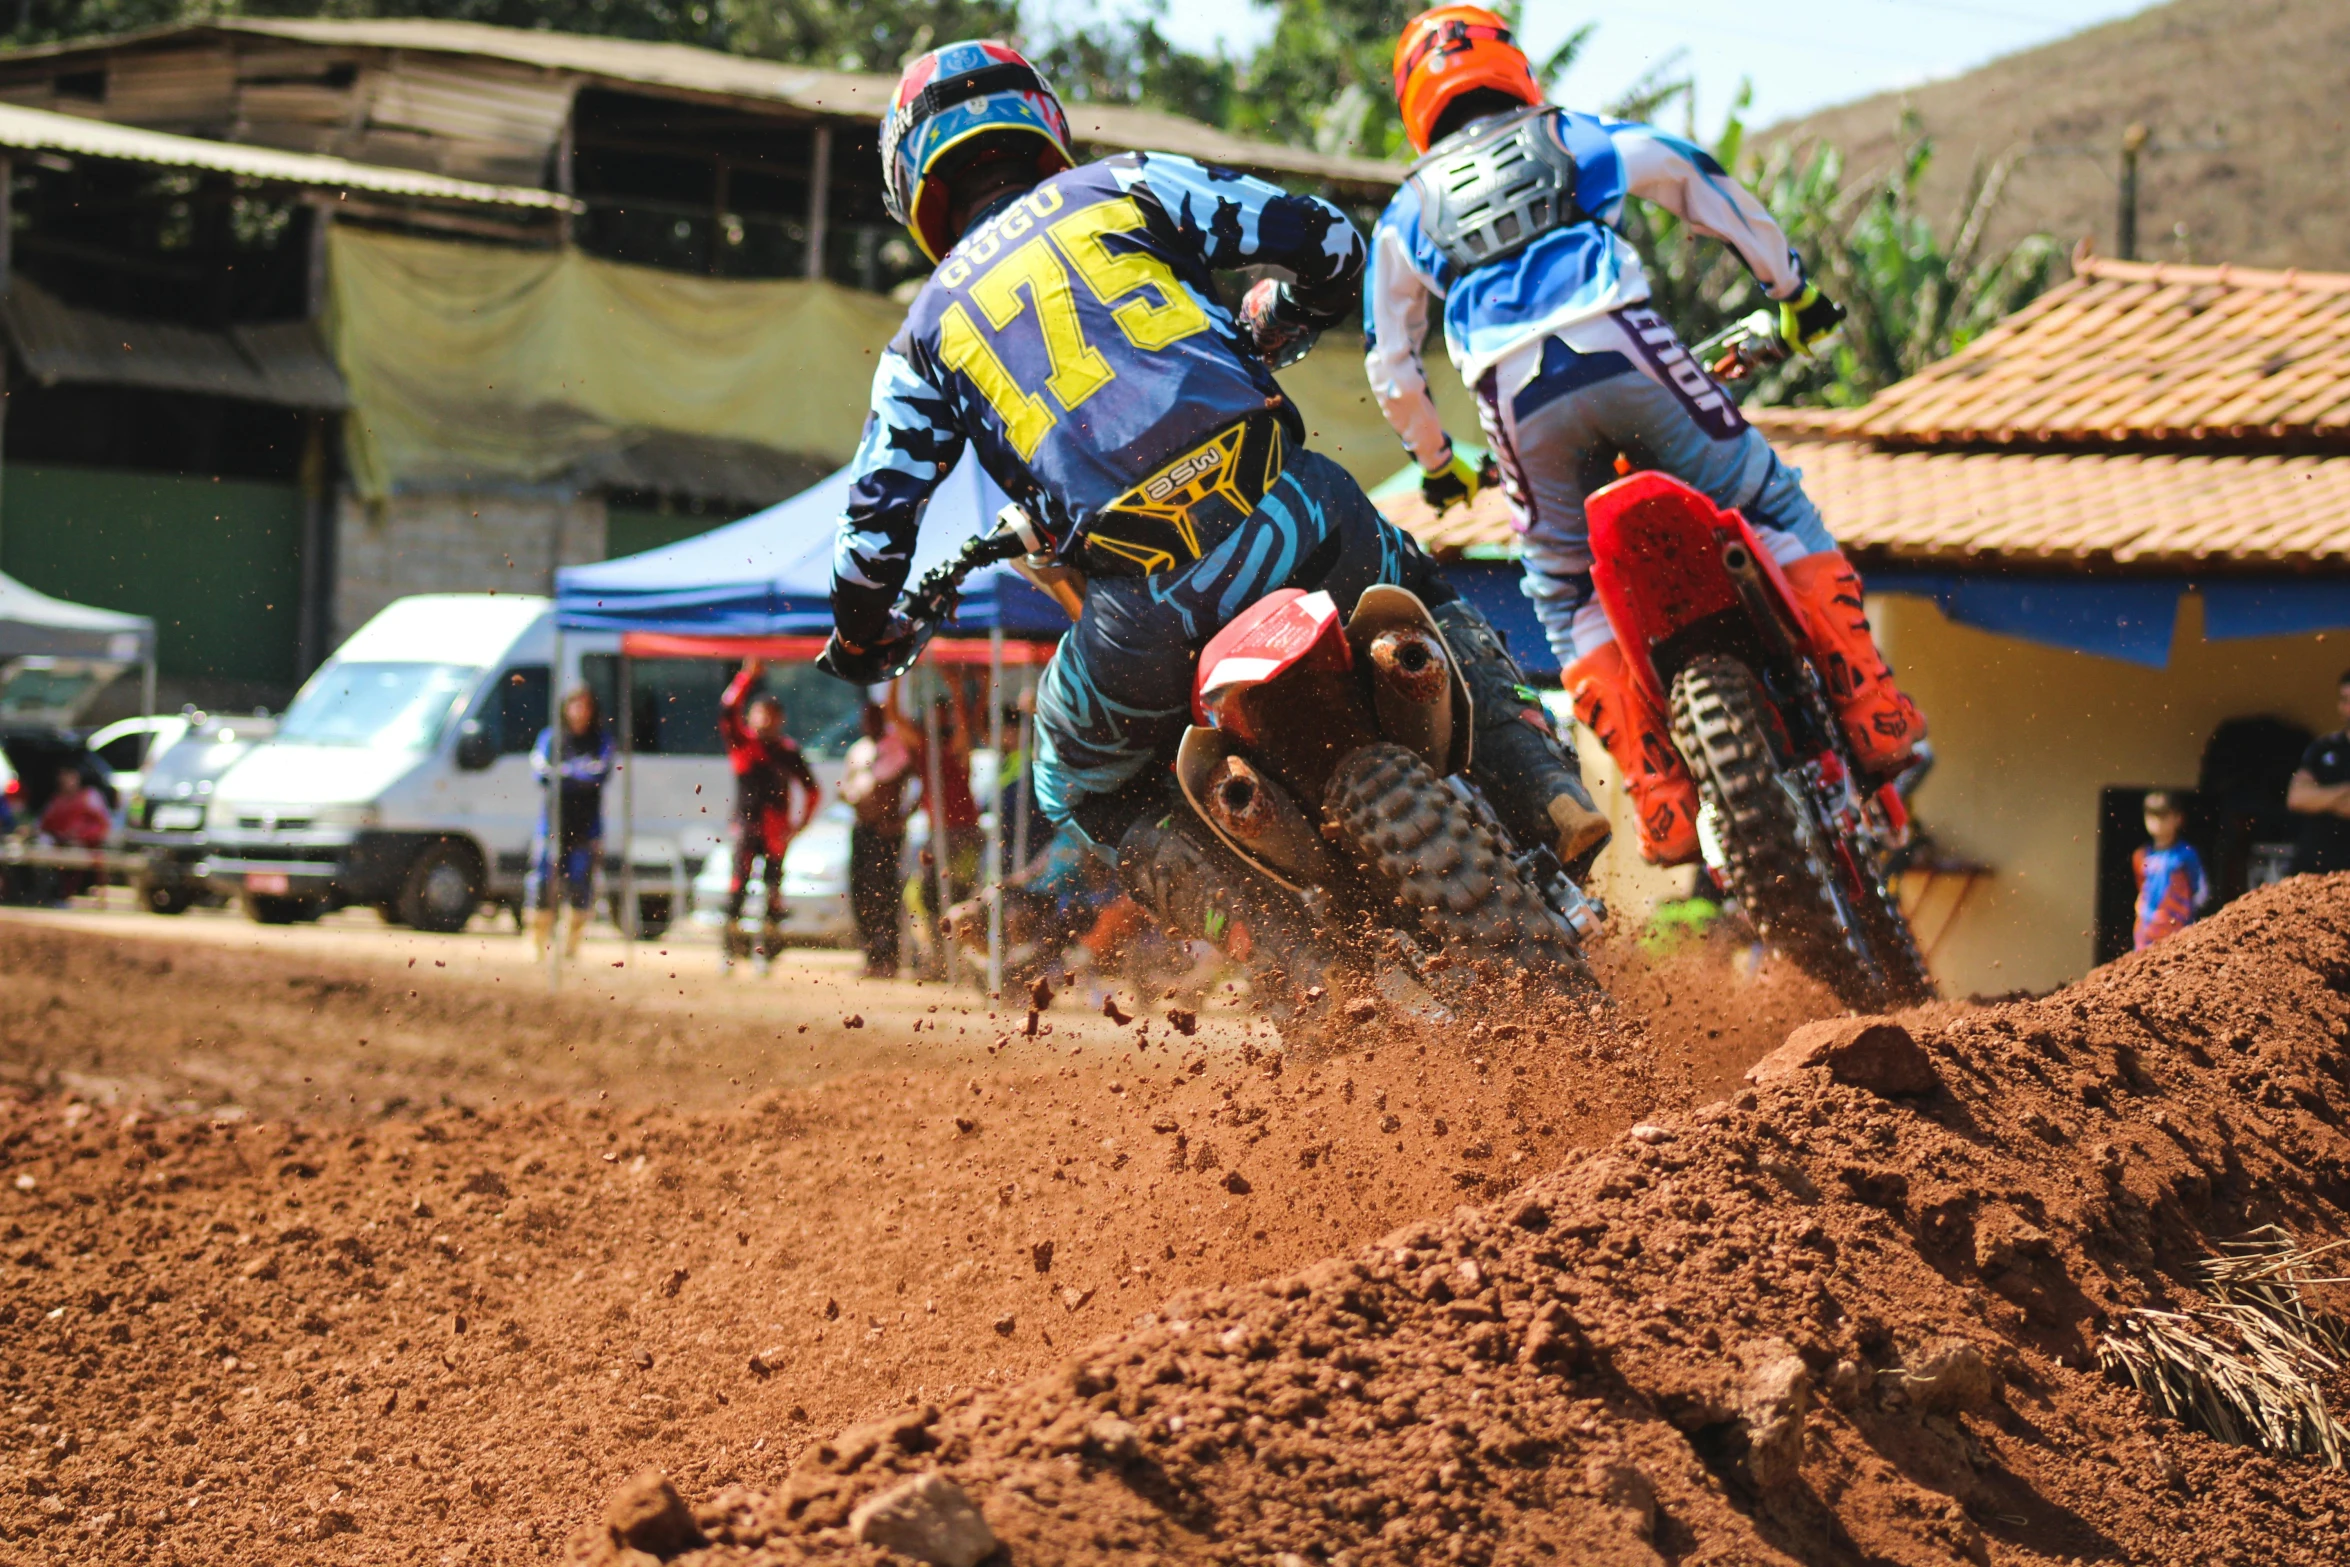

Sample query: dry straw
[2099,1227,2350,1466]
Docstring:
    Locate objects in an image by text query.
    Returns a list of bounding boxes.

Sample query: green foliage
[1614,89,2062,407]
[1770,118,2066,406]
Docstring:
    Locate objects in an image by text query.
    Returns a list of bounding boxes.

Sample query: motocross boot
[1563,640,1702,866]
[1781,551,1926,778]
[529,907,556,961]
[1431,601,1612,878]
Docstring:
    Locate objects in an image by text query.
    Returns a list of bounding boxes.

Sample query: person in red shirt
[35,764,112,902]
[719,660,821,970]
[38,765,111,849]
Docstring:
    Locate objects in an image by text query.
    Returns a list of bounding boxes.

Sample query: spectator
[37,764,110,849]
[840,700,918,978]
[529,686,614,960]
[34,763,110,903]
[2287,671,2350,877]
[2132,790,2208,951]
[912,694,983,979]
[718,660,821,972]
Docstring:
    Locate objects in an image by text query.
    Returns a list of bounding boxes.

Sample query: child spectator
[719,659,821,971]
[530,686,615,959]
[2133,790,2209,951]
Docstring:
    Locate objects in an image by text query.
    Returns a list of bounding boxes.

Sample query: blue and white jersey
[1365,107,1807,470]
[832,152,1365,646]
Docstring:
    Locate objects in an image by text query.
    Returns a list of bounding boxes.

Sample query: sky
[1031,0,2162,130]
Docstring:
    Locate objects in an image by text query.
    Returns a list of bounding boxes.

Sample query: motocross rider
[1366,6,1925,864]
[820,41,1610,940]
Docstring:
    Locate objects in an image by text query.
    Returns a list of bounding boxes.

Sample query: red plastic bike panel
[1194,589,1352,726]
[1586,471,1807,707]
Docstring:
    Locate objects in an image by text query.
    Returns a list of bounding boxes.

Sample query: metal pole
[546,626,565,993]
[803,124,833,281]
[1012,695,1033,876]
[2118,122,2148,262]
[920,675,948,983]
[985,627,1004,995]
[618,651,636,951]
[141,645,156,725]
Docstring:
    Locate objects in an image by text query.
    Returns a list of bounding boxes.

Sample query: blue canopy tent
[550,452,1068,987]
[553,451,1067,646]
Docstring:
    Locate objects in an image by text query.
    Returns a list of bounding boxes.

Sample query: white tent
[0,569,157,718]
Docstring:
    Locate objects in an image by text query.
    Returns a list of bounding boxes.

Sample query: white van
[202,594,858,934]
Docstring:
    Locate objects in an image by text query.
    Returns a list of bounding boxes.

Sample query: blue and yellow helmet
[882,40,1075,264]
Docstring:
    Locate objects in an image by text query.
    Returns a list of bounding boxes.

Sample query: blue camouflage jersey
[832,152,1365,645]
[1365,107,1808,470]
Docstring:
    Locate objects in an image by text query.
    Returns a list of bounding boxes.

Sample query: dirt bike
[1583,435,1933,1012]
[845,513,1606,1016]
[1176,582,1603,1011]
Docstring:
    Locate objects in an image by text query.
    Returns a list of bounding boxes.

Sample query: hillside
[1764,0,2350,271]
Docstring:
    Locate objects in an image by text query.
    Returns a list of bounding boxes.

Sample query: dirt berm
[579,880,2350,1567]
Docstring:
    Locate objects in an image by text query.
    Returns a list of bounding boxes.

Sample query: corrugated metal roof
[1,277,348,408]
[4,19,1404,190]
[1379,422,2350,572]
[1839,255,2350,448]
[0,99,575,208]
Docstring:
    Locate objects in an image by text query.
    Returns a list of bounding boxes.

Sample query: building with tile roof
[1384,253,2350,995]
[0,19,1425,708]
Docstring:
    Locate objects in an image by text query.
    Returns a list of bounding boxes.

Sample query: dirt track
[0,906,1831,1564]
[568,879,2350,1567]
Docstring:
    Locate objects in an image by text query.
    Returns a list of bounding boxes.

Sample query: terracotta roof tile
[1842,256,2350,447]
[1381,439,2350,572]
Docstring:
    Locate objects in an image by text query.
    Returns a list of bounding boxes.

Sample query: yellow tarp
[326,225,1482,501]
[327,227,909,499]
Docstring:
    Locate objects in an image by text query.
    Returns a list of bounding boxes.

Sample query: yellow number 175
[936,195,1212,460]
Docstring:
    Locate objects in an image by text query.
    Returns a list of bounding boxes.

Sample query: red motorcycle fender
[1173,725,1335,895]
[1193,589,1352,730]
[1586,470,1747,710]
[1342,584,1473,778]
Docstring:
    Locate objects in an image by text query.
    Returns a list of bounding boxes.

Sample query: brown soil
[570,879,2350,1567]
[0,908,1826,1563]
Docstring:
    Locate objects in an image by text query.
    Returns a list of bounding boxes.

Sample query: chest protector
[1407,105,1582,274]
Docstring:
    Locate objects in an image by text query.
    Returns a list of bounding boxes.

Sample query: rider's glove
[1237,278,1325,371]
[1778,284,1846,357]
[1419,442,1493,513]
[817,615,919,686]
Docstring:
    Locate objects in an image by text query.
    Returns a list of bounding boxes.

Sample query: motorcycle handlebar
[1694,308,1791,383]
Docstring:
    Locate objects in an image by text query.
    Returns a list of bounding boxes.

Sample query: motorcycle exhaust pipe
[1718,539,1808,674]
[1200,753,1333,886]
[1365,627,1454,765]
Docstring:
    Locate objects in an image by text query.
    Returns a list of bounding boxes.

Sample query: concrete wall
[333,490,606,643]
[1557,592,2343,1001]
[1873,591,2341,998]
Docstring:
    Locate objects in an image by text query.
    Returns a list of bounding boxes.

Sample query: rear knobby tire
[1324,741,1593,1001]
[1668,655,1925,1011]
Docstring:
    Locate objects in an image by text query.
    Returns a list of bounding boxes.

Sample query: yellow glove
[1420,443,1488,512]
[1778,284,1847,357]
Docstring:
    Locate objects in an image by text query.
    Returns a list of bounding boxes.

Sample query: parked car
[690,750,997,952]
[86,712,198,804]
[122,710,276,914]
[202,594,857,934]
[690,799,860,948]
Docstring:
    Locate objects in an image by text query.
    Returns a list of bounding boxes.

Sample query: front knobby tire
[1668,655,1928,1011]
[1323,741,1594,1001]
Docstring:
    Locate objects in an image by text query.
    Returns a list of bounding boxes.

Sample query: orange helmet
[1393,5,1545,155]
